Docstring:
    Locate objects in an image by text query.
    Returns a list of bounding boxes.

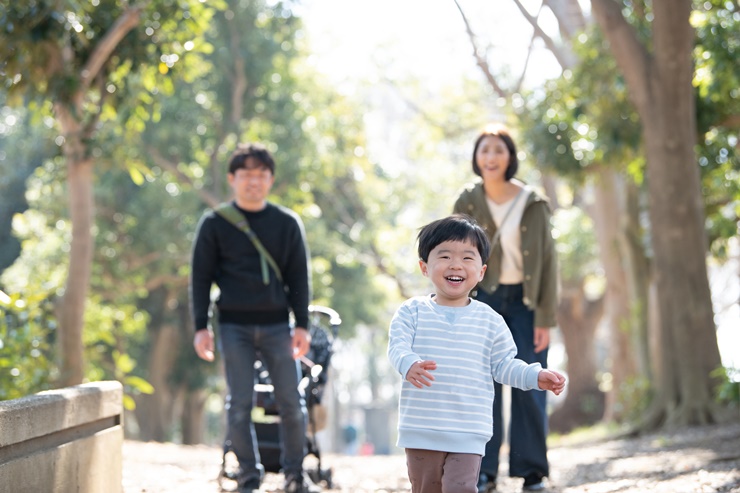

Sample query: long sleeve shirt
[388,295,542,455]
[189,201,311,331]
[453,181,558,327]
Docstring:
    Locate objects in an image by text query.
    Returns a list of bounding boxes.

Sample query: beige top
[486,188,531,284]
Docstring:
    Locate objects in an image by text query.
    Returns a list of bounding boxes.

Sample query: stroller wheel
[218,450,240,491]
[308,467,333,489]
[323,468,334,489]
[217,468,239,492]
[307,468,321,485]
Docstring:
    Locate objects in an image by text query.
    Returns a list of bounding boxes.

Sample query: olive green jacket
[453,181,558,328]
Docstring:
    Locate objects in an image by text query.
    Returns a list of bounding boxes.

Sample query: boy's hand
[406,360,437,388]
[537,369,566,395]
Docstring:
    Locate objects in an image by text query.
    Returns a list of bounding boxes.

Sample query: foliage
[711,366,740,407]
[517,26,642,184]
[692,0,740,256]
[0,160,157,405]
[551,207,600,289]
[0,0,214,105]
[0,187,65,400]
[2,1,400,435]
[0,103,56,275]
[0,290,56,400]
[518,1,739,259]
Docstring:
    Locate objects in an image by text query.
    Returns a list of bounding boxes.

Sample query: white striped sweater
[387,295,542,455]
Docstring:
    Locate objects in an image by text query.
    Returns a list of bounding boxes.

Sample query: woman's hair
[471,123,518,180]
[417,214,491,263]
[228,143,275,175]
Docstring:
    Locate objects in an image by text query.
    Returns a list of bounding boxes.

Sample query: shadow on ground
[123,422,740,493]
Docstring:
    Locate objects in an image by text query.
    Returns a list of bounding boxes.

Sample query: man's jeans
[218,321,307,484]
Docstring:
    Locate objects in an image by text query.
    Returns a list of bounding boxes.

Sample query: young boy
[388,214,566,493]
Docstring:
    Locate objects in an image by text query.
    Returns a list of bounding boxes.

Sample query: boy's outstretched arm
[406,360,437,389]
[537,369,566,395]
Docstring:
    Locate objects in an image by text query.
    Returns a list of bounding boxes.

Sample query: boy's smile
[419,239,487,307]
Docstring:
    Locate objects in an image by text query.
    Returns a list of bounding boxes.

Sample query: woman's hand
[534,326,550,353]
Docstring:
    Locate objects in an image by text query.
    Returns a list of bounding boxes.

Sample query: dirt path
[123,422,740,492]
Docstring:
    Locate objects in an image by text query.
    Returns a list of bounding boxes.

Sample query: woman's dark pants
[475,284,550,481]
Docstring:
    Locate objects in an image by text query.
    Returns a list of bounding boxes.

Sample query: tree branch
[80,5,145,92]
[381,76,472,139]
[515,7,543,92]
[590,0,653,111]
[227,13,248,128]
[82,72,111,139]
[453,0,510,99]
[542,0,588,41]
[511,0,574,68]
[149,148,222,208]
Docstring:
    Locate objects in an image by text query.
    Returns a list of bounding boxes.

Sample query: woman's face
[475,135,511,182]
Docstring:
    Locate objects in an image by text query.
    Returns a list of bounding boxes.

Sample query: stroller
[218,305,341,491]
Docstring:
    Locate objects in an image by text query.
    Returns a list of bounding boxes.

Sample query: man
[190,143,318,493]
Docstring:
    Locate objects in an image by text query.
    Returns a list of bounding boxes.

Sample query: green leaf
[128,166,145,186]
[124,375,155,394]
[123,394,137,411]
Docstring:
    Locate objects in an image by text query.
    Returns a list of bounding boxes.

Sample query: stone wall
[0,381,123,493]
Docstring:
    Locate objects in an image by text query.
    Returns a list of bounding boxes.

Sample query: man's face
[228,158,274,210]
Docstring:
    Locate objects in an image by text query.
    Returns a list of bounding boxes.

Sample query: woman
[452,123,558,493]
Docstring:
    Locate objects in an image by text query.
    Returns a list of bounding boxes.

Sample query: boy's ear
[419,260,429,277]
[479,264,487,281]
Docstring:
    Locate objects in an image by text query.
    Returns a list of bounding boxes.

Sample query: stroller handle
[309,304,342,327]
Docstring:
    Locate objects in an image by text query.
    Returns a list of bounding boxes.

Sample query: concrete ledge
[0,381,123,493]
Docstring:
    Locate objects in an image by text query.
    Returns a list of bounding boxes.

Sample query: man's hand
[534,327,550,353]
[292,327,311,359]
[406,360,437,389]
[194,330,215,362]
[537,369,566,395]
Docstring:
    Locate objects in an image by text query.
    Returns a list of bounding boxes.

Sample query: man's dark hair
[471,123,518,180]
[228,143,275,175]
[417,214,491,262]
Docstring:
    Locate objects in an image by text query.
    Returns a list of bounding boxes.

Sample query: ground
[123,421,740,493]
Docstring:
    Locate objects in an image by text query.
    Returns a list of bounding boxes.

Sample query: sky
[298,0,564,91]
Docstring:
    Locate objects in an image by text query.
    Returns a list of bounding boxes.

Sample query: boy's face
[419,239,486,307]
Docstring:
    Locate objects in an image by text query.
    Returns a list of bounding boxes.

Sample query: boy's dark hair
[471,123,518,180]
[417,214,491,263]
[228,143,275,175]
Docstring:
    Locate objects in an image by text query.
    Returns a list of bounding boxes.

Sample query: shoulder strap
[215,203,283,285]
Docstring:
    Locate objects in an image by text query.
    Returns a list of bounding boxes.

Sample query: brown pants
[405,448,482,493]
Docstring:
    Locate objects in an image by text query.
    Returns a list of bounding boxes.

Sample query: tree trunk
[135,323,180,441]
[590,168,639,421]
[618,181,651,379]
[549,285,605,433]
[592,0,723,428]
[181,388,207,445]
[55,102,94,387]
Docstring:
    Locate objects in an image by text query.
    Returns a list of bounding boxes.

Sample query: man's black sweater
[189,201,311,332]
